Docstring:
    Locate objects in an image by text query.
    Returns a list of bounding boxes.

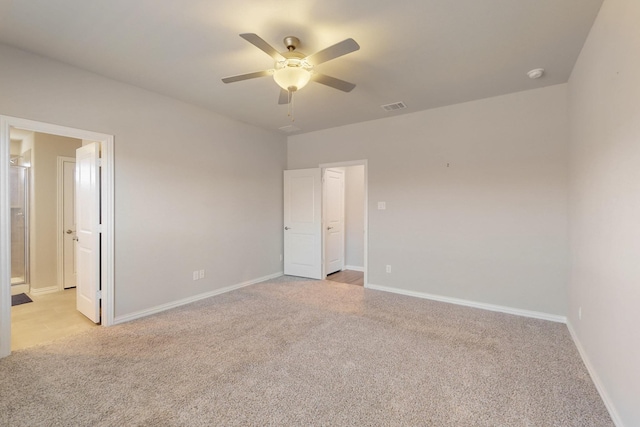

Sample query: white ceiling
[0,0,603,135]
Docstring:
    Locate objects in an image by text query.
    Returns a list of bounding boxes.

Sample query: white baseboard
[10,284,29,296]
[567,322,624,427]
[113,271,283,325]
[344,265,365,272]
[365,283,567,323]
[29,285,59,296]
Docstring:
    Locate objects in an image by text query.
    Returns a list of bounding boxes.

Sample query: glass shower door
[10,165,29,286]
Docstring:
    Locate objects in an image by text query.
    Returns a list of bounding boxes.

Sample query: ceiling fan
[222,33,360,105]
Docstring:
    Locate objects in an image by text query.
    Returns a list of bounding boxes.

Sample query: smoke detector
[527,68,545,79]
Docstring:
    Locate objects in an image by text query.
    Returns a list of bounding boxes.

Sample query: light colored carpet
[0,276,613,426]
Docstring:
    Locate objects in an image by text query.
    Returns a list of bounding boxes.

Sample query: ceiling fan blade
[305,38,360,66]
[239,33,285,61]
[222,70,272,84]
[311,73,356,92]
[278,89,290,105]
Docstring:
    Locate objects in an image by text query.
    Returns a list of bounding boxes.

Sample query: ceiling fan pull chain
[288,89,295,122]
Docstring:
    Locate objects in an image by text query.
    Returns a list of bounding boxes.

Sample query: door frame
[57,155,76,291]
[319,160,368,286]
[0,115,115,358]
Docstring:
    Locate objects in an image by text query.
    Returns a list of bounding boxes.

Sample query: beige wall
[28,133,82,290]
[9,140,21,156]
[568,0,640,424]
[344,165,364,268]
[0,42,287,317]
[289,84,569,316]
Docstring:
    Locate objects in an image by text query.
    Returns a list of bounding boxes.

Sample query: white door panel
[284,169,322,279]
[323,169,345,275]
[76,143,100,323]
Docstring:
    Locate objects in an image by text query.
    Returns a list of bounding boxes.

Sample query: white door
[75,143,100,323]
[323,168,345,275]
[284,168,322,279]
[62,158,77,289]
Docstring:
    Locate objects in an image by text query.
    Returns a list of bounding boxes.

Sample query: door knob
[284,226,291,230]
[66,229,74,234]
[72,237,79,241]
[327,226,334,230]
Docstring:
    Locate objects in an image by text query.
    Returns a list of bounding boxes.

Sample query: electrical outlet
[386,265,391,273]
[578,307,582,320]
[192,271,198,281]
[199,269,205,279]
[378,202,386,210]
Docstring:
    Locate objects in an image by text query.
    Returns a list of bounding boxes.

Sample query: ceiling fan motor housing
[275,40,312,92]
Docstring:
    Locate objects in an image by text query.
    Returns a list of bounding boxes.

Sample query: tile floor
[11,288,97,351]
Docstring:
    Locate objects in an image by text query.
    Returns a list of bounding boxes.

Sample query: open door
[323,168,345,275]
[75,143,100,323]
[283,168,322,279]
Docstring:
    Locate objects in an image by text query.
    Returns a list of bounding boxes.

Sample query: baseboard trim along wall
[29,285,60,296]
[10,284,29,296]
[344,265,365,272]
[365,283,567,323]
[114,272,284,325]
[567,322,624,427]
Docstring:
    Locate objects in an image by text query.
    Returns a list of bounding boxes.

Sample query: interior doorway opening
[7,129,95,350]
[322,164,366,286]
[0,116,115,358]
[8,130,84,297]
[282,160,368,286]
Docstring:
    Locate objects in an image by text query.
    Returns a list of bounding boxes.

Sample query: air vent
[381,101,407,112]
[279,125,300,133]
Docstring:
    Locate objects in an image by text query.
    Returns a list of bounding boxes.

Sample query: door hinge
[97,290,102,300]
[97,224,102,233]
[97,158,103,167]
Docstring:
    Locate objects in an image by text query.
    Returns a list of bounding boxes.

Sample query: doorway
[8,130,89,350]
[283,160,367,285]
[322,163,366,286]
[0,116,115,358]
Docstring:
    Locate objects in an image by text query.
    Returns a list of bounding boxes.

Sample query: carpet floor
[0,276,613,426]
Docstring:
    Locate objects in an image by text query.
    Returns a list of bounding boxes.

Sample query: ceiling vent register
[381,102,407,112]
[278,125,301,133]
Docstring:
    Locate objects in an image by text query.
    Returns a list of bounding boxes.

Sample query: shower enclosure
[10,162,29,286]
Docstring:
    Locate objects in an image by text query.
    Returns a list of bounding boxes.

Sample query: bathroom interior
[9,129,96,350]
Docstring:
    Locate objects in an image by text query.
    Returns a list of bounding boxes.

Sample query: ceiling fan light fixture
[273,66,311,92]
